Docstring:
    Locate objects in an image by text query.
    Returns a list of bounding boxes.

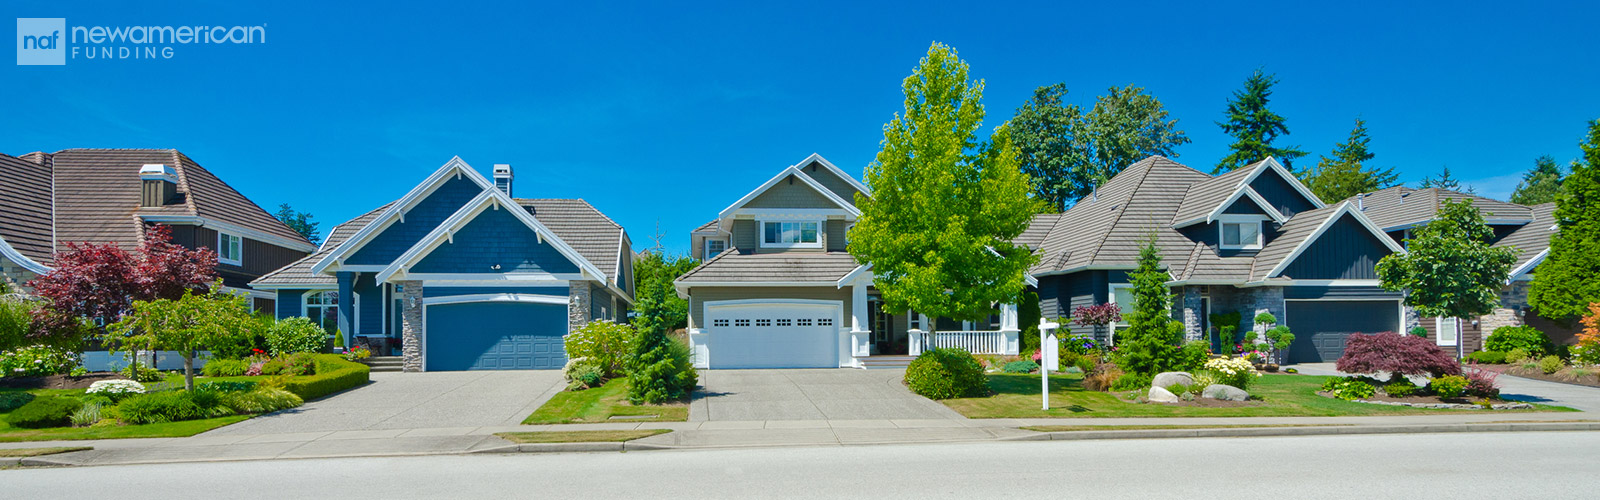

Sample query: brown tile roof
[677,251,861,283]
[0,153,55,264]
[517,199,629,280]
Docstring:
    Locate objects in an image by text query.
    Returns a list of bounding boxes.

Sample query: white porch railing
[916,330,1017,355]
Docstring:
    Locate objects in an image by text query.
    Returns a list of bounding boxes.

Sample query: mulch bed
[0,373,125,390]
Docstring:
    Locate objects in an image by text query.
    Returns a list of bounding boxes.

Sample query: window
[705,239,726,257]
[755,318,772,327]
[761,221,820,248]
[1220,219,1263,250]
[1436,317,1460,347]
[817,318,833,327]
[303,291,339,335]
[218,233,243,265]
[1109,284,1136,324]
[713,319,729,328]
[734,319,750,327]
[776,318,791,327]
[797,318,813,327]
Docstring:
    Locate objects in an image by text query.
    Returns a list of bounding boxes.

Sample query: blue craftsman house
[251,158,634,371]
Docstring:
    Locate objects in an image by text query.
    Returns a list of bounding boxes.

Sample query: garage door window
[735,319,750,327]
[776,318,791,326]
[713,319,729,327]
[756,319,771,327]
[818,318,833,326]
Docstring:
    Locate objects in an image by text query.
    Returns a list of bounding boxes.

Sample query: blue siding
[424,286,569,298]
[354,274,383,336]
[409,207,582,275]
[425,301,568,370]
[1279,213,1395,280]
[276,289,306,318]
[346,176,485,265]
[1250,171,1318,217]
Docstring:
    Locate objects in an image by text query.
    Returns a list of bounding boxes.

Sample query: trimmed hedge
[1465,350,1508,364]
[905,348,988,400]
[5,396,83,428]
[1485,326,1553,357]
[0,391,36,412]
[278,354,369,401]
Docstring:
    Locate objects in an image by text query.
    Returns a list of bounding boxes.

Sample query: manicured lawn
[0,446,92,457]
[1021,424,1353,432]
[523,378,688,425]
[0,416,248,443]
[941,373,1576,418]
[495,429,671,444]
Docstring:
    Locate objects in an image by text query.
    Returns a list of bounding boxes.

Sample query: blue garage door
[425,301,567,370]
[1285,300,1400,364]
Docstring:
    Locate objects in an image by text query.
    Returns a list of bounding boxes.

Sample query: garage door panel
[1285,300,1400,364]
[426,301,567,371]
[708,304,838,369]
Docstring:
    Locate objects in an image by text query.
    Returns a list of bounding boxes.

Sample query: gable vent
[493,164,513,197]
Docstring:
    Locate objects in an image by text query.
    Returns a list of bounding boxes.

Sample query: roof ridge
[176,150,310,245]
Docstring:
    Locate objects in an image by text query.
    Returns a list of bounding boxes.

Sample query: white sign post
[1040,320,1060,410]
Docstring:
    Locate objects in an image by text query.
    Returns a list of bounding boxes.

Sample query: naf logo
[17,18,66,65]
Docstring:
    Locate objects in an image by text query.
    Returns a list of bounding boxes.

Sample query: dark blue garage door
[425,301,567,370]
[1285,300,1400,364]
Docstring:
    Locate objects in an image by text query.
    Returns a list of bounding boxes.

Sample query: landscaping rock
[1201,384,1250,401]
[1148,386,1180,403]
[1151,372,1194,389]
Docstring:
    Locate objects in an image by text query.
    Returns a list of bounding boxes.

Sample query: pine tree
[1114,238,1186,376]
[1011,84,1189,211]
[1215,68,1306,173]
[1530,119,1600,319]
[1510,155,1564,205]
[1299,119,1399,203]
[1418,166,1475,194]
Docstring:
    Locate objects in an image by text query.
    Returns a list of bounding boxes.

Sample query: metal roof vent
[493,164,513,198]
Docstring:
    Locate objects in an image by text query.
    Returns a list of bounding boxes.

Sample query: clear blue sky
[5,1,1597,256]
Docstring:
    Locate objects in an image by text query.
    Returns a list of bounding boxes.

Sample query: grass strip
[1021,423,1354,432]
[495,429,670,444]
[0,446,92,458]
[523,378,687,425]
[0,415,248,443]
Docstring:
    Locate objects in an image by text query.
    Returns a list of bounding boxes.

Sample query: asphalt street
[8,431,1596,499]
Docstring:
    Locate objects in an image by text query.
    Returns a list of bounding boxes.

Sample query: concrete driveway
[208,371,566,435]
[690,369,964,421]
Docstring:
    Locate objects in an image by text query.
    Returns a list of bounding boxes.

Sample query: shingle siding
[826,219,848,252]
[798,162,864,205]
[1278,213,1394,280]
[346,176,483,265]
[744,175,838,209]
[408,207,582,275]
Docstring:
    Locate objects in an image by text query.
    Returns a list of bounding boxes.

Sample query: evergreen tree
[1530,119,1600,319]
[1418,166,1475,194]
[273,204,321,244]
[1012,84,1188,211]
[1114,238,1186,376]
[625,275,697,405]
[1299,118,1399,203]
[1510,155,1565,205]
[1215,68,1306,173]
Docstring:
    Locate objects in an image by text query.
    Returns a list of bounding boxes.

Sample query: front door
[869,298,906,355]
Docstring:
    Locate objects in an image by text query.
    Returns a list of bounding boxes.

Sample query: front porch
[840,271,1023,369]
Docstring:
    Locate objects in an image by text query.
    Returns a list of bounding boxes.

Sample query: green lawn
[941,373,1576,418]
[0,416,248,443]
[495,429,670,443]
[523,378,688,425]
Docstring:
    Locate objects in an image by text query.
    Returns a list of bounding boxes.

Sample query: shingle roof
[1352,186,1533,230]
[0,154,55,264]
[1170,160,1261,226]
[676,251,861,283]
[692,220,721,233]
[1498,202,1557,273]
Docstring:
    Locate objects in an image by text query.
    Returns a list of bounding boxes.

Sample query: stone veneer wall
[0,255,39,293]
[569,283,591,333]
[1481,281,1533,336]
[1209,286,1286,339]
[399,281,423,372]
[1178,286,1205,342]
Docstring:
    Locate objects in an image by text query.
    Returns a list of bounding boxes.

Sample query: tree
[1530,119,1600,319]
[625,282,697,404]
[1510,155,1564,205]
[631,251,698,331]
[1114,238,1186,375]
[1299,119,1398,203]
[109,285,254,391]
[274,203,321,244]
[1417,166,1475,194]
[1215,68,1306,173]
[1012,84,1189,211]
[1377,199,1517,356]
[849,42,1042,325]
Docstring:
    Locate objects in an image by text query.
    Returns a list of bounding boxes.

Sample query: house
[675,154,1024,370]
[1351,187,1570,349]
[250,157,633,372]
[0,149,316,310]
[1021,156,1406,364]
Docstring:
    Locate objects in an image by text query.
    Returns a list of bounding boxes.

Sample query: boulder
[1201,384,1250,401]
[1151,372,1194,389]
[1147,386,1180,403]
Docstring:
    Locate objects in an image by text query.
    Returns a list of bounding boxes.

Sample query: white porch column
[1000,302,1020,355]
[849,282,870,359]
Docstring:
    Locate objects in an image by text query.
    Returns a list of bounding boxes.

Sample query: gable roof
[375,189,608,283]
[792,153,872,200]
[311,156,495,274]
[1252,202,1406,281]
[717,161,861,220]
[251,203,394,288]
[1352,186,1534,230]
[1171,158,1308,228]
[1502,202,1557,280]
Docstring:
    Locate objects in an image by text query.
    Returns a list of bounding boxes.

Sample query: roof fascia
[311,157,492,275]
[374,189,609,284]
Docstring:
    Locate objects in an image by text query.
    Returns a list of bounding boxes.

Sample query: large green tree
[1012,84,1189,211]
[1417,166,1474,193]
[1530,119,1600,319]
[1114,238,1186,376]
[1377,199,1517,353]
[1298,118,1398,203]
[850,42,1041,324]
[1215,69,1306,173]
[1510,155,1565,205]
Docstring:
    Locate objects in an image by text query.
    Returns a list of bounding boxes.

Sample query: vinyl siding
[276,289,306,318]
[408,207,582,275]
[346,176,484,265]
[687,286,850,330]
[1278,213,1394,280]
[1250,171,1318,217]
[744,175,839,209]
[354,274,383,336]
[732,219,757,250]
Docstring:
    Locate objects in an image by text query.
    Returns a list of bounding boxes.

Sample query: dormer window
[1219,216,1264,250]
[705,239,726,257]
[761,220,821,248]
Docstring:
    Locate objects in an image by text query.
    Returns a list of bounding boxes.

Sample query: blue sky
[5,1,1597,256]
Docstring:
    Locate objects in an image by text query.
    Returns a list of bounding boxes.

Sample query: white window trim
[303,290,339,335]
[758,219,823,249]
[1108,283,1136,327]
[1436,317,1460,347]
[1218,215,1268,250]
[705,238,727,258]
[217,232,243,266]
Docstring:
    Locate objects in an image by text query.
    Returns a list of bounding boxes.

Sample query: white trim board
[374,189,609,284]
[717,163,861,221]
[311,156,496,275]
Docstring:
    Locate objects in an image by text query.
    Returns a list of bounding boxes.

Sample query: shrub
[121,363,164,383]
[6,396,84,428]
[904,348,989,399]
[1539,355,1565,375]
[198,381,257,393]
[1463,367,1501,398]
[117,390,229,424]
[1177,340,1209,372]
[1320,378,1376,401]
[0,295,37,352]
[626,324,698,405]
[1073,355,1097,374]
[70,403,102,427]
[0,391,36,411]
[1384,380,1418,397]
[1110,372,1153,391]
[562,358,605,390]
[276,355,369,401]
[1203,357,1260,390]
[1335,331,1461,381]
[1506,348,1532,363]
[220,388,303,414]
[1002,360,1039,374]
[202,358,253,377]
[1428,375,1469,398]
[1464,351,1508,364]
[209,315,271,360]
[1484,325,1552,357]
[1554,366,1599,382]
[87,380,147,401]
[0,344,80,378]
[266,316,326,356]
[1408,327,1428,338]
[1570,341,1600,366]
[564,320,635,378]
[1082,363,1123,392]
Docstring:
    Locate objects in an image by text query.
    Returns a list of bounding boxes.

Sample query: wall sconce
[491,264,502,270]
[408,297,417,309]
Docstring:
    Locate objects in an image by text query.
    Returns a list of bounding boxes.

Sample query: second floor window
[706,239,726,257]
[218,233,243,265]
[762,221,820,248]
[1220,219,1263,250]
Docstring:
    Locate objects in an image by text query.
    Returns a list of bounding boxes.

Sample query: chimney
[493,164,513,197]
[139,164,178,207]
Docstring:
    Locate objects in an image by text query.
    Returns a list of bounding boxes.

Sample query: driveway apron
[206,371,566,434]
[691,369,965,421]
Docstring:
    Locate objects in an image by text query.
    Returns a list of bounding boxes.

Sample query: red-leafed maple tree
[26,225,217,347]
[1335,331,1462,382]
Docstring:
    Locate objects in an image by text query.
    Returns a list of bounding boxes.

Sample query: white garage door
[707,303,840,369]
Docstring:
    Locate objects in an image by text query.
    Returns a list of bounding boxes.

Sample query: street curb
[474,441,663,454]
[1013,422,1600,441]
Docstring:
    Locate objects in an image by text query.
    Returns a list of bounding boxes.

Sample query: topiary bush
[1429,375,1470,399]
[1464,351,1508,364]
[1002,360,1039,374]
[563,320,635,378]
[4,396,83,428]
[904,348,988,399]
[1539,355,1565,374]
[275,355,369,401]
[1485,325,1552,357]
[266,316,327,356]
[1335,331,1461,382]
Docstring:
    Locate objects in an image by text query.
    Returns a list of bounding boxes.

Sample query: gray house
[250,158,633,371]
[1021,156,1405,364]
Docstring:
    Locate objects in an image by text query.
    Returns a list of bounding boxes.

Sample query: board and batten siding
[1278,213,1394,280]
[1249,171,1317,218]
[687,286,851,330]
[346,176,484,266]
